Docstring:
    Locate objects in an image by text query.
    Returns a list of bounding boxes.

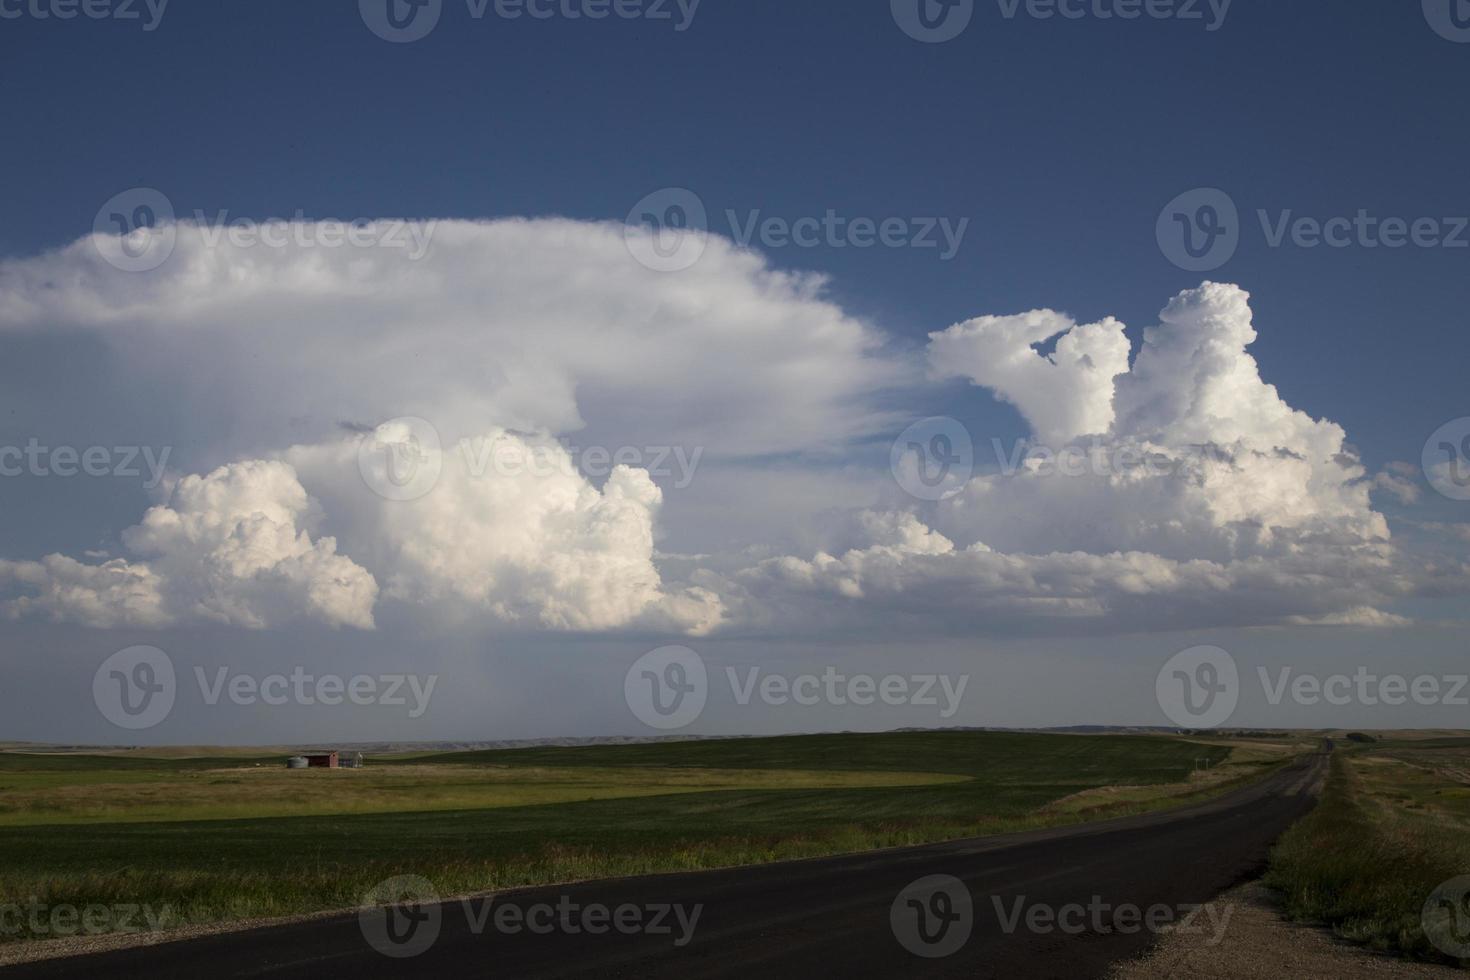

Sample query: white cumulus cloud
[929,309,1130,445]
[0,218,1459,638]
[287,426,725,634]
[742,283,1436,632]
[0,460,377,629]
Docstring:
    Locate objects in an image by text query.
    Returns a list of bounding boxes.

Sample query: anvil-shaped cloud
[0,221,1454,635]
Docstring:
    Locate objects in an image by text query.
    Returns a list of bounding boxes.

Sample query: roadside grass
[1265,744,1470,965]
[0,730,1266,945]
[1038,737,1292,818]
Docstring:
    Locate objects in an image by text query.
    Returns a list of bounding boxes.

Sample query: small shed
[304,751,339,769]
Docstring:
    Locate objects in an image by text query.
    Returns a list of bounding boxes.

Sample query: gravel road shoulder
[1111,881,1460,979]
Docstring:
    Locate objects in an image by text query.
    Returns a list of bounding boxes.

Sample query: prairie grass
[1266,743,1470,965]
[0,730,1265,944]
[0,764,963,825]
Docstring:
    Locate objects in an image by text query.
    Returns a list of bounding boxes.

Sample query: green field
[1266,736,1470,966]
[0,762,965,825]
[0,731,1266,944]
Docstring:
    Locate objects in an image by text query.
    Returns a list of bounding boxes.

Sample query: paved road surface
[3,747,1329,980]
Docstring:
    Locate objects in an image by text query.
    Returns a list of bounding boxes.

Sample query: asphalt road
[4,747,1329,980]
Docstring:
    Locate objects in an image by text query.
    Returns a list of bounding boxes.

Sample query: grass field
[0,763,966,825]
[0,730,1274,944]
[1266,736,1470,966]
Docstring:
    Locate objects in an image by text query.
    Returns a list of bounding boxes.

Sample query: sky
[0,0,1468,744]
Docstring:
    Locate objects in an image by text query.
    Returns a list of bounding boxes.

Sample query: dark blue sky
[3,1,1470,741]
[1,0,1466,474]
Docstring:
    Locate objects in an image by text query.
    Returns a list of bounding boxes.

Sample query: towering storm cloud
[0,223,1458,637]
[746,283,1440,633]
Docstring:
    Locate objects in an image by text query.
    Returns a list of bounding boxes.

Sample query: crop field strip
[0,731,1258,944]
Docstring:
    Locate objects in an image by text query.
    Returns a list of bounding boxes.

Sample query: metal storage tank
[286,756,308,769]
